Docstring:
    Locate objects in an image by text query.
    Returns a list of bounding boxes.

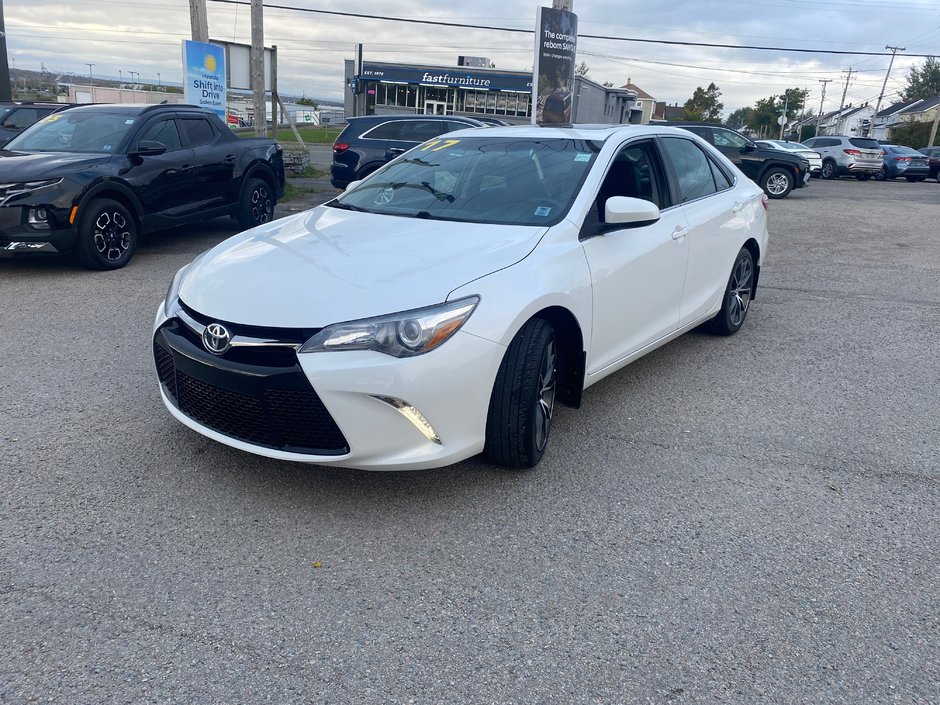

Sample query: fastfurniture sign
[360,63,532,92]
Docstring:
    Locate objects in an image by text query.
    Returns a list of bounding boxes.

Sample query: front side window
[661,137,719,203]
[595,141,669,223]
[137,119,182,151]
[712,128,750,149]
[332,137,602,226]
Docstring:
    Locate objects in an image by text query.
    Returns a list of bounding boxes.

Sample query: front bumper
[0,205,76,257]
[153,303,507,471]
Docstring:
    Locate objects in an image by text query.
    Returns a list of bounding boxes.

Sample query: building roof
[621,78,654,101]
[840,104,871,119]
[900,95,940,113]
[876,98,922,118]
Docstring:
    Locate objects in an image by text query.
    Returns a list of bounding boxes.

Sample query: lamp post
[157,72,162,91]
[85,62,95,102]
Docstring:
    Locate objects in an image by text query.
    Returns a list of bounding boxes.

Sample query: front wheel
[74,198,138,270]
[484,319,557,469]
[761,168,794,199]
[237,177,275,230]
[821,160,838,180]
[874,168,888,181]
[706,248,755,336]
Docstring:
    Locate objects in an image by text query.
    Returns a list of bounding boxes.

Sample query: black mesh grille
[153,323,349,455]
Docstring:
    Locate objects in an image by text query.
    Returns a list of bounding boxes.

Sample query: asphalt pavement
[1,178,938,704]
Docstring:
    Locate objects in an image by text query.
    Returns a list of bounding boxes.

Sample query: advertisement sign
[182,40,227,120]
[532,6,578,125]
[360,63,532,93]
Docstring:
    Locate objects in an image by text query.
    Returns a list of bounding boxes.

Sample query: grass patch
[281,183,320,202]
[237,125,343,144]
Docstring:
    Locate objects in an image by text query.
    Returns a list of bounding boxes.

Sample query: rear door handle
[671,226,689,240]
[388,148,406,155]
[223,154,236,163]
[732,201,745,213]
[180,164,194,174]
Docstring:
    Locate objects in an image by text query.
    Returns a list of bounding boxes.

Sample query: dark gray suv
[330,114,485,189]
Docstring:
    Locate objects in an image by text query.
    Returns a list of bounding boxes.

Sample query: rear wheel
[484,319,557,469]
[761,168,793,199]
[821,160,838,180]
[874,167,888,181]
[706,248,755,336]
[856,173,872,181]
[74,198,137,270]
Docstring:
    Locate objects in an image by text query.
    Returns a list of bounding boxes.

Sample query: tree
[678,83,723,123]
[901,56,940,102]
[602,81,614,88]
[575,60,590,78]
[726,107,752,129]
[888,120,933,149]
[745,88,810,136]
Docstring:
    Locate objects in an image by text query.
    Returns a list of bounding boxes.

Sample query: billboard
[532,6,578,125]
[182,40,226,119]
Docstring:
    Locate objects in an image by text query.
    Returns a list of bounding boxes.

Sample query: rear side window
[446,121,475,133]
[849,138,881,149]
[681,126,713,143]
[661,137,719,202]
[707,156,733,191]
[179,118,215,147]
[362,121,403,140]
[398,120,452,142]
[4,108,39,129]
[712,128,750,149]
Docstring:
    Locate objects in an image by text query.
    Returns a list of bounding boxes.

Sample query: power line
[203,0,939,57]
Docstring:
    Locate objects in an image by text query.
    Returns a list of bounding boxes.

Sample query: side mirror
[344,180,362,192]
[131,140,167,157]
[741,143,756,153]
[604,197,660,228]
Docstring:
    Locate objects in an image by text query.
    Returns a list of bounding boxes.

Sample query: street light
[85,63,95,103]
[157,72,162,91]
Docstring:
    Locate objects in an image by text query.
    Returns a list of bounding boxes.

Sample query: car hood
[0,150,112,181]
[179,206,547,328]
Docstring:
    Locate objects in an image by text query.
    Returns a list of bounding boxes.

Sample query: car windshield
[5,111,136,153]
[331,137,602,226]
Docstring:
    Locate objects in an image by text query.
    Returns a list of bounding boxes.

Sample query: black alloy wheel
[707,248,755,336]
[484,318,558,469]
[74,198,138,270]
[237,177,275,229]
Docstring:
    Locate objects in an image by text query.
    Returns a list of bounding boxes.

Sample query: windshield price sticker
[419,139,461,153]
[574,153,591,162]
[534,206,552,217]
[41,115,62,123]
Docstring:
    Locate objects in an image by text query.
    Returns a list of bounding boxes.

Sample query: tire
[856,173,872,181]
[761,167,793,199]
[74,198,138,270]
[874,167,888,181]
[821,160,838,180]
[706,248,755,336]
[484,318,557,469]
[236,177,275,230]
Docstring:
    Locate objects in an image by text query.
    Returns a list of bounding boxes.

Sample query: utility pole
[189,0,209,42]
[929,104,940,148]
[250,0,266,136]
[778,94,789,140]
[86,63,95,103]
[869,46,904,137]
[838,67,854,113]
[0,0,12,102]
[817,78,832,136]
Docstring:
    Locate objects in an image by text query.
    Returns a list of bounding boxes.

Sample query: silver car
[756,140,822,175]
[802,135,883,180]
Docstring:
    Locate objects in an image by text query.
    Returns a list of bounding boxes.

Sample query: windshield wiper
[420,181,455,202]
[326,200,372,213]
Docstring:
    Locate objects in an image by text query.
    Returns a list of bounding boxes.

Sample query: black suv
[0,103,285,269]
[671,122,810,198]
[330,114,485,189]
[0,101,74,147]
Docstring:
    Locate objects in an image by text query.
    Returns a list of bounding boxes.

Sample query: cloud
[6,0,939,112]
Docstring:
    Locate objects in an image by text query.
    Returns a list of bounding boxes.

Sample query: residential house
[652,101,684,122]
[620,78,656,124]
[872,98,923,140]
[898,95,940,125]
[817,103,874,136]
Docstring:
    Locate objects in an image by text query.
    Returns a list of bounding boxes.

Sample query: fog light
[371,395,442,445]
[28,207,51,229]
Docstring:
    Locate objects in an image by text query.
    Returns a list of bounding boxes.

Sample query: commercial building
[344,58,641,125]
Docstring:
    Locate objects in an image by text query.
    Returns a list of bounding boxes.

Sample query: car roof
[440,123,719,143]
[59,103,214,116]
[348,114,481,124]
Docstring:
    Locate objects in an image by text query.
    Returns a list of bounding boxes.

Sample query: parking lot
[1,178,938,703]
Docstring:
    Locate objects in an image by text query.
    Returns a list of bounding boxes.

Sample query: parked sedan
[0,104,285,268]
[920,146,940,181]
[755,139,822,175]
[154,125,769,471]
[876,145,931,181]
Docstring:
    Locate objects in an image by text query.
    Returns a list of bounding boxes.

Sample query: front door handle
[388,148,406,155]
[180,164,194,174]
[223,154,236,163]
[671,225,689,240]
[732,201,745,213]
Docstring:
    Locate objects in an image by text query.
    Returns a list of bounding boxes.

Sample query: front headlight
[163,263,192,317]
[300,296,480,358]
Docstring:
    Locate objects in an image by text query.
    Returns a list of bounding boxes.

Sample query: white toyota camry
[154,124,769,471]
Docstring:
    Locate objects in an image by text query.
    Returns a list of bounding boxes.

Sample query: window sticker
[574,153,591,162]
[103,145,112,151]
[125,119,136,125]
[41,115,61,123]
[419,138,461,152]
[534,206,552,217]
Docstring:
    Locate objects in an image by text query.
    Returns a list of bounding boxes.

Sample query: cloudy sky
[6,0,940,114]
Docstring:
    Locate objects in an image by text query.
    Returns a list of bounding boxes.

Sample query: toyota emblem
[202,323,232,355]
